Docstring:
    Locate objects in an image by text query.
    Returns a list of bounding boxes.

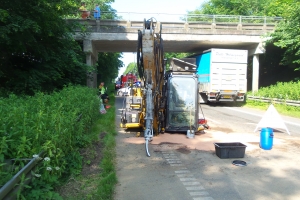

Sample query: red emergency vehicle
[120,73,137,88]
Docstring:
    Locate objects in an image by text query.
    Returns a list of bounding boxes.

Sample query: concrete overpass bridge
[68,13,281,90]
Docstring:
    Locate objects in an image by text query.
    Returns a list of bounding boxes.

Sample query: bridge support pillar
[86,53,97,88]
[83,40,98,88]
[211,23,216,30]
[252,54,260,93]
[249,42,265,93]
[96,20,100,32]
[237,23,242,30]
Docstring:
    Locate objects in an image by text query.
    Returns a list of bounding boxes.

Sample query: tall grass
[246,100,300,118]
[58,88,117,200]
[250,81,300,100]
[247,81,300,118]
[85,94,118,200]
[0,85,100,198]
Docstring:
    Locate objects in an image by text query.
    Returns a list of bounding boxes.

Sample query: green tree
[268,1,300,71]
[0,0,87,95]
[0,0,119,96]
[188,0,272,16]
[265,0,294,18]
[123,62,137,75]
[164,52,193,70]
[97,52,123,85]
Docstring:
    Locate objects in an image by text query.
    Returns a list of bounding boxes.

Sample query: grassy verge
[0,85,101,199]
[245,99,300,118]
[58,92,117,200]
[245,81,300,118]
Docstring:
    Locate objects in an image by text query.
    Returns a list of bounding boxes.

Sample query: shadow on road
[205,101,246,107]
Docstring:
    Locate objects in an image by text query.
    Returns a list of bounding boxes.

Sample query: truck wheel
[118,91,123,96]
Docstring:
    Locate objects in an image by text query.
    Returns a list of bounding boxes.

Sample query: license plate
[223,95,231,98]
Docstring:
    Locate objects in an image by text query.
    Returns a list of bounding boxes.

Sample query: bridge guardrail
[247,96,300,107]
[95,12,283,24]
[67,12,282,34]
[0,113,83,199]
[0,151,45,199]
[69,19,278,35]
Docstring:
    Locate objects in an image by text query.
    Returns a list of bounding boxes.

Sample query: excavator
[120,18,208,156]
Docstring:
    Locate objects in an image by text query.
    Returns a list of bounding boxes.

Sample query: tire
[118,91,123,96]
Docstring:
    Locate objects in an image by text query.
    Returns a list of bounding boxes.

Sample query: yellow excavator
[120,18,208,156]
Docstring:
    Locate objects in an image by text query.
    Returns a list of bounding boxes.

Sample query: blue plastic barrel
[260,128,274,150]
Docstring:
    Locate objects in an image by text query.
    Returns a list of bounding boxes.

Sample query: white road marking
[166,158,181,161]
[165,157,179,159]
[177,174,194,178]
[193,197,214,200]
[161,152,214,200]
[175,170,190,174]
[205,117,221,124]
[223,107,262,117]
[190,191,210,196]
[168,160,182,164]
[224,107,300,127]
[186,186,205,190]
[182,182,200,186]
[170,164,183,166]
[164,155,179,157]
[180,178,197,181]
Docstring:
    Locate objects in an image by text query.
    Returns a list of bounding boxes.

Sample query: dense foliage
[0,85,100,198]
[249,81,300,100]
[0,0,122,96]
[195,0,270,16]
[189,0,293,16]
[268,1,300,70]
[57,92,117,199]
[123,62,137,75]
[0,0,88,95]
[97,52,123,85]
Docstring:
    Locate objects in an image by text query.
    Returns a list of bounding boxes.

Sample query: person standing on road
[94,4,101,19]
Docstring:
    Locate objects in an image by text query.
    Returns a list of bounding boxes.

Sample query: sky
[110,0,205,77]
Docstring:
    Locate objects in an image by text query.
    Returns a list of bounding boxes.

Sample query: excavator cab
[164,58,199,132]
[165,75,198,132]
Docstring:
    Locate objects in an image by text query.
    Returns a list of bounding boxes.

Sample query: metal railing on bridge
[67,12,282,35]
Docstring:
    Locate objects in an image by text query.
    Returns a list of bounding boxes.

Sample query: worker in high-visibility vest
[99,82,109,108]
[99,82,106,95]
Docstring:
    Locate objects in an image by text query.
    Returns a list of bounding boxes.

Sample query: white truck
[195,48,248,103]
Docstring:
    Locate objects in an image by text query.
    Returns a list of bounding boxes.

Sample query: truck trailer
[194,48,248,103]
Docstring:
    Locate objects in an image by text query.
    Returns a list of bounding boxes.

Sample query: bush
[249,81,300,100]
[0,85,100,198]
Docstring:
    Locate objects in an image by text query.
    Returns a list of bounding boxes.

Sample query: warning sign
[254,104,290,135]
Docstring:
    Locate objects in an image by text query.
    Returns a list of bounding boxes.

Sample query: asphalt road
[114,97,300,200]
[199,103,300,137]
